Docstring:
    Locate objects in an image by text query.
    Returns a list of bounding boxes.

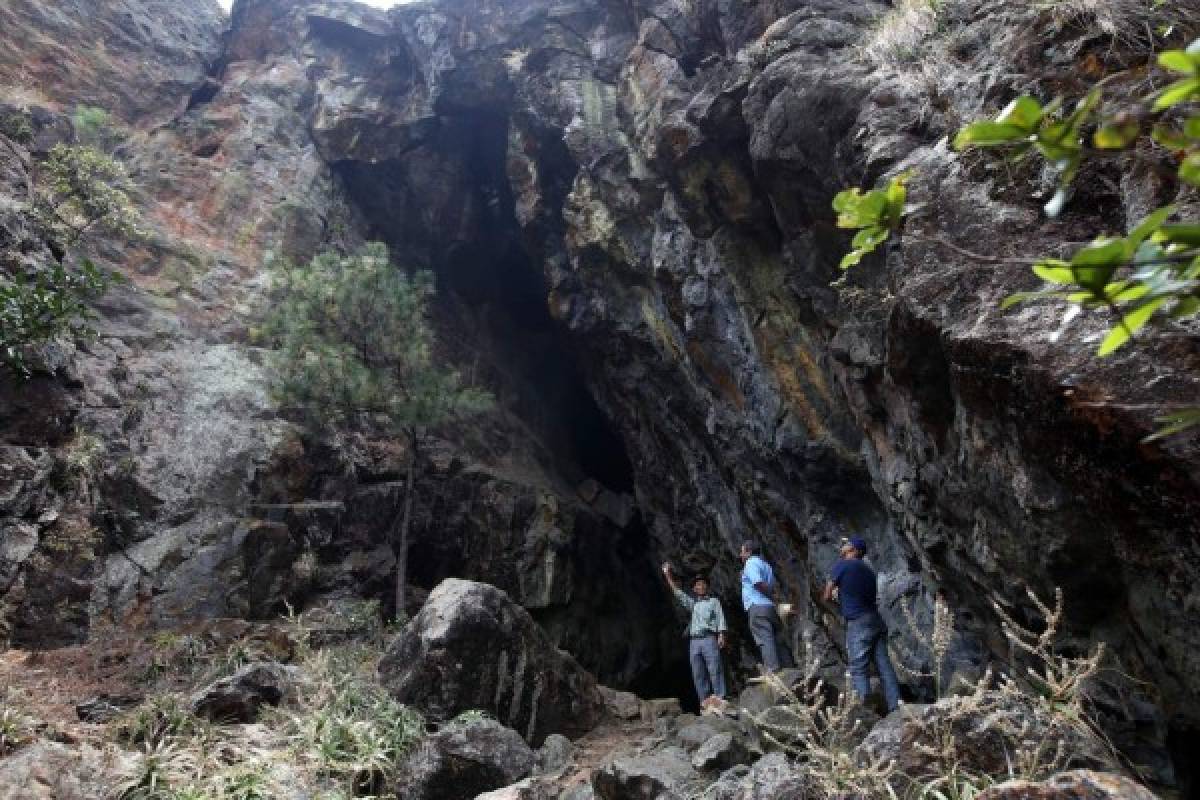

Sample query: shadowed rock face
[2,0,1200,785]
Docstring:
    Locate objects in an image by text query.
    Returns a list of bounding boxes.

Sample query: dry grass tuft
[1038,0,1173,50]
[747,587,1126,798]
[862,0,969,66]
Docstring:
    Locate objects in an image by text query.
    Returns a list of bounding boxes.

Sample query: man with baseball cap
[822,536,901,712]
[662,563,728,709]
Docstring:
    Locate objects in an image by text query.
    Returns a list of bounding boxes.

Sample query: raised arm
[662,563,694,610]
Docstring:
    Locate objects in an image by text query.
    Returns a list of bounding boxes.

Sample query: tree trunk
[394,428,418,621]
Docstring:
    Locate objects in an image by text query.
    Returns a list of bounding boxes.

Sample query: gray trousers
[747,604,795,672]
[688,635,726,701]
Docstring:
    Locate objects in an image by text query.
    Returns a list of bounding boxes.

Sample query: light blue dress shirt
[741,555,775,609]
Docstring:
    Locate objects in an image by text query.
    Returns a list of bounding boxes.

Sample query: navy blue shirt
[830,558,878,620]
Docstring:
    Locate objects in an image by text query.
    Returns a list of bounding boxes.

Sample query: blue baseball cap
[848,537,868,555]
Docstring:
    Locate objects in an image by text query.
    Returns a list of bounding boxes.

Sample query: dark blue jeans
[847,611,901,711]
[688,635,726,702]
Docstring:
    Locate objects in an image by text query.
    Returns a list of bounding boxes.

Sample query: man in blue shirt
[822,536,901,712]
[662,563,728,708]
[739,541,794,673]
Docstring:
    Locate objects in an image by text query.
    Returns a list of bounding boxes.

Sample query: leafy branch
[832,37,1200,438]
[2,117,139,377]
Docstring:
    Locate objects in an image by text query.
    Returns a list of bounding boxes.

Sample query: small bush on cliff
[833,35,1200,438]
[1,116,138,376]
[264,242,493,619]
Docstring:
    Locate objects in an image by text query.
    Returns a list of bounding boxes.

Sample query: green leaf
[1185,115,1200,139]
[1171,296,1200,318]
[1156,224,1200,247]
[1180,152,1200,187]
[996,96,1044,131]
[1129,207,1174,250]
[1000,290,1066,309]
[1094,118,1140,149]
[1097,296,1168,356]
[1156,224,1200,245]
[1158,49,1198,75]
[1111,284,1150,304]
[884,175,909,230]
[851,226,889,250]
[1144,407,1200,441]
[1151,124,1193,150]
[832,187,864,214]
[1153,77,1200,112]
[1071,238,1126,266]
[953,122,1029,149]
[1033,261,1074,284]
[839,249,866,270]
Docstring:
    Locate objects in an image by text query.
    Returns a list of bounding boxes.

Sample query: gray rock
[474,778,556,800]
[536,733,574,774]
[702,753,807,800]
[736,669,805,714]
[559,786,597,800]
[0,741,123,800]
[976,770,1158,800]
[675,721,723,751]
[395,718,536,800]
[600,686,642,720]
[692,732,752,772]
[592,747,701,800]
[641,698,683,723]
[189,662,299,723]
[75,693,143,724]
[379,579,605,744]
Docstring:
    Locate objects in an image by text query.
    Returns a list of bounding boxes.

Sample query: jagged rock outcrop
[379,578,605,744]
[1,0,1199,789]
[0,0,680,696]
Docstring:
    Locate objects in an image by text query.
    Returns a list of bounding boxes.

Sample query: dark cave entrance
[332,109,683,696]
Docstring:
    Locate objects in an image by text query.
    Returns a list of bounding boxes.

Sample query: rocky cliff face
[2,0,1199,784]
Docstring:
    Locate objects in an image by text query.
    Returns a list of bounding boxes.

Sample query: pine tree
[264,242,493,618]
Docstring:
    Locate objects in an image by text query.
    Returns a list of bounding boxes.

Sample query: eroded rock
[394,718,535,800]
[379,579,605,744]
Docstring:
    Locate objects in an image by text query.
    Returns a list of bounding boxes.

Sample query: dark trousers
[747,604,795,672]
[688,635,726,701]
[847,610,901,711]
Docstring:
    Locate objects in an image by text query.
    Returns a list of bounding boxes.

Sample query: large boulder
[394,718,535,800]
[379,579,605,744]
[977,770,1156,800]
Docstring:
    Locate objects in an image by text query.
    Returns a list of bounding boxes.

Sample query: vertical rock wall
[2,0,1200,778]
